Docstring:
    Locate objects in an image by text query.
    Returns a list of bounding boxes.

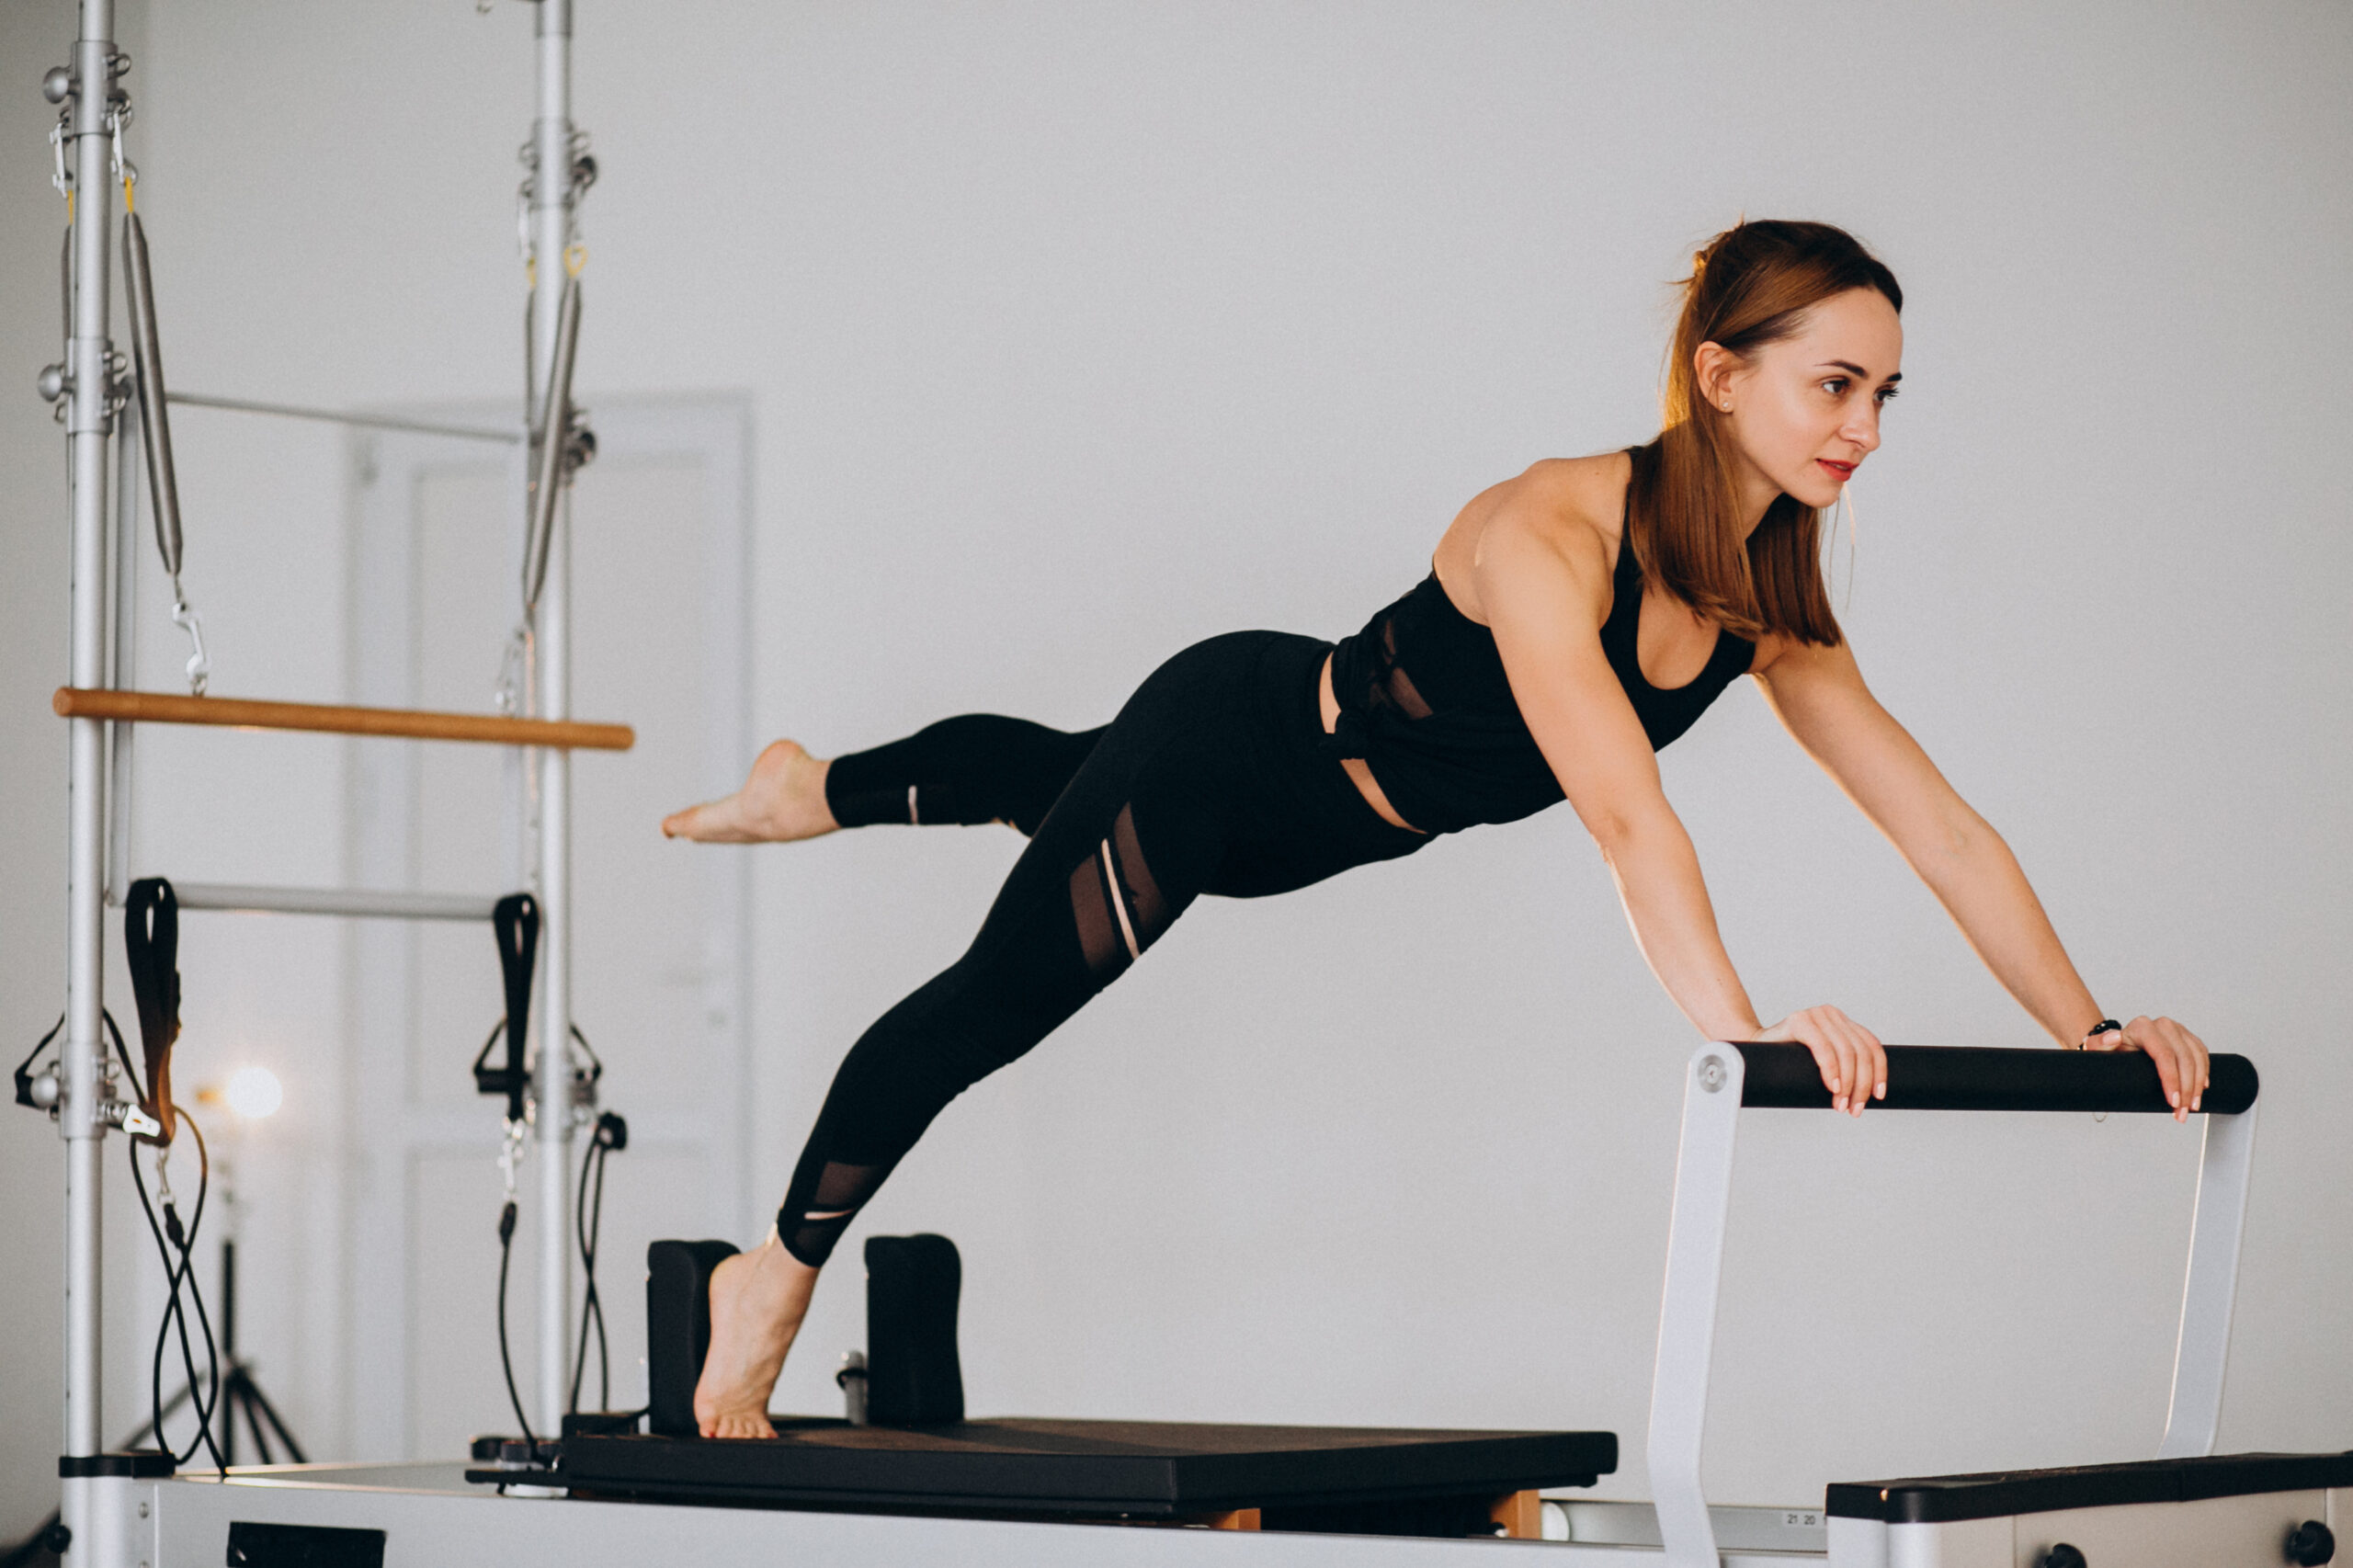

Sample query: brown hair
[1627,220,1902,646]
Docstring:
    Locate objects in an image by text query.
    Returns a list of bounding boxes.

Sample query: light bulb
[224,1065,282,1120]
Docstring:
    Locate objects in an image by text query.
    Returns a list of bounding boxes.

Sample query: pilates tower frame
[46,0,597,1554]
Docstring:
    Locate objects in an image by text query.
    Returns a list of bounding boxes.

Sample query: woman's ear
[1692,341,1740,414]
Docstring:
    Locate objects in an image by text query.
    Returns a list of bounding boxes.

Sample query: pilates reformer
[99,1038,2352,1566]
[25,4,2350,1567]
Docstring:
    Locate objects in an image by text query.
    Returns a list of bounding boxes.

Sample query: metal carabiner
[170,591,209,697]
[497,1116,528,1198]
[106,103,133,192]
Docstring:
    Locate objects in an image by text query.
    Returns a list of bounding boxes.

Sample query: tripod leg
[239,1369,309,1465]
[238,1379,276,1467]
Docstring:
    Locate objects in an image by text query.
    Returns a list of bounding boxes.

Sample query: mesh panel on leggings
[1069,802,1170,978]
[785,1159,882,1266]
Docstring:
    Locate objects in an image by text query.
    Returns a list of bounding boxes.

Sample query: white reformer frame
[1646,1042,2259,1568]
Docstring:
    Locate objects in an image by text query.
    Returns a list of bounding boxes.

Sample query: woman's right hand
[1756,1004,1886,1116]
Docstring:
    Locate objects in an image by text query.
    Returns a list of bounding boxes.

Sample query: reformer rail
[55,687,632,751]
[1646,1041,2260,1568]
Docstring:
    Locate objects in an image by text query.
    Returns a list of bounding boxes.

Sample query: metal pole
[1646,1044,1745,1568]
[529,0,576,1437]
[108,393,139,905]
[61,0,120,1547]
[2155,1103,2256,1459]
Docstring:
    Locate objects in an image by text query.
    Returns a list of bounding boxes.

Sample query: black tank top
[1326,513,1756,835]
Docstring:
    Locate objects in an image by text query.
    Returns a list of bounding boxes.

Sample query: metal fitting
[38,363,68,403]
[42,65,73,104]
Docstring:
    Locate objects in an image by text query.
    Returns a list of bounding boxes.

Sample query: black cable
[495,1192,535,1449]
[11,1012,63,1109]
[567,1105,625,1414]
[124,1074,222,1471]
[568,1132,607,1413]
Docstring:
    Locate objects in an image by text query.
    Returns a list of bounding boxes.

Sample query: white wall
[6,0,2350,1537]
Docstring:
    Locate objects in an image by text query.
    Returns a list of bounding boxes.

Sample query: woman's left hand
[2084,1015,2210,1122]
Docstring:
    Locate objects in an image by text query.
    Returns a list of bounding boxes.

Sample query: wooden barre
[54,687,634,751]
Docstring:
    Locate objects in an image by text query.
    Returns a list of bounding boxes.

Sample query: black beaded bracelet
[2076,1018,2123,1049]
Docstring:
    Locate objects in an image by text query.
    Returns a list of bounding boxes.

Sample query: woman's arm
[1475,500,1885,1113]
[1753,636,2210,1117]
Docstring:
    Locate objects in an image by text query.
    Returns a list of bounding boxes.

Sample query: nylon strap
[123,877,180,1144]
[473,892,540,1120]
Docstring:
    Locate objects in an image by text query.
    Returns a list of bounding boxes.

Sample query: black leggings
[776,631,1427,1265]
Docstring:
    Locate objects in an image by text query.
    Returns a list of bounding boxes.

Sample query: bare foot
[695,1231,821,1439]
[663,739,838,843]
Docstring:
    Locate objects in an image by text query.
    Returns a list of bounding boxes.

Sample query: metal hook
[50,119,71,201]
[170,591,209,697]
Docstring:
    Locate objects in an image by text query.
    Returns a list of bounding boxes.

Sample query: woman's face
[1708,287,1904,514]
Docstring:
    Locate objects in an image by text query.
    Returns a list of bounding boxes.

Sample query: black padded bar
[1733,1042,2257,1115]
[1827,1450,2353,1523]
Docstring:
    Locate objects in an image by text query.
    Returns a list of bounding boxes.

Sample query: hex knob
[2287,1519,2336,1566]
[2040,1547,2087,1568]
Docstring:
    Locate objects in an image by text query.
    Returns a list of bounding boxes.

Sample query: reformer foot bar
[53,686,633,751]
[1652,1041,2283,1568]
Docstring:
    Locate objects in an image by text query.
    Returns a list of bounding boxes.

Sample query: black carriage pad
[1827,1451,2353,1524]
[645,1239,738,1437]
[554,1416,1615,1517]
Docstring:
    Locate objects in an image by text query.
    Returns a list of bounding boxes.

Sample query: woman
[664,220,2211,1439]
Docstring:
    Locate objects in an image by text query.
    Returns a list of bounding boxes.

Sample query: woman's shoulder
[1441,452,1631,623]
[1472,452,1631,569]
[1510,451,1634,544]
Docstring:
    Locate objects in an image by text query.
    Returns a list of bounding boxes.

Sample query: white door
[345,398,754,1460]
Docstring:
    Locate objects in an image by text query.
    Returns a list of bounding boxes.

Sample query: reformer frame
[89,1040,2270,1568]
[41,4,608,1561]
[1647,1041,2259,1568]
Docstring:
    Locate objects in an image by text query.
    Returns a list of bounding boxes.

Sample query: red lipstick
[1818,459,1855,482]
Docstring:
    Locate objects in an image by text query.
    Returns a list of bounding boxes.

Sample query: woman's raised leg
[663,717,1107,844]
